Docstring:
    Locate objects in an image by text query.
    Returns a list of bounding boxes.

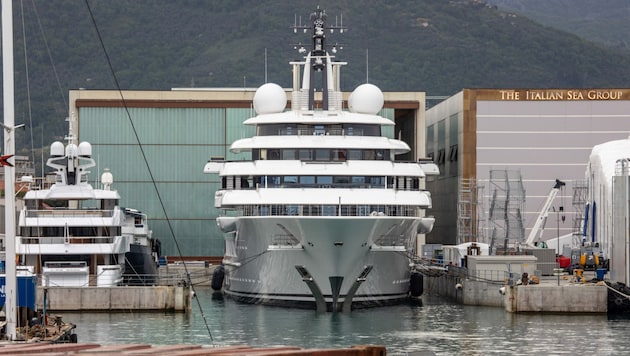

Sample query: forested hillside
[8,0,630,171]
[485,0,630,52]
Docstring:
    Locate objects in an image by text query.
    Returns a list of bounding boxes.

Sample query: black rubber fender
[409,272,423,297]
[211,265,225,291]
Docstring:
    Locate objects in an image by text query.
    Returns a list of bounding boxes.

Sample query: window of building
[313,125,326,135]
[333,176,350,185]
[282,149,297,160]
[317,176,333,185]
[322,205,337,216]
[437,149,445,164]
[315,149,329,161]
[299,149,312,160]
[347,150,362,160]
[332,149,346,161]
[268,149,281,160]
[369,176,385,188]
[300,176,315,185]
[352,176,366,185]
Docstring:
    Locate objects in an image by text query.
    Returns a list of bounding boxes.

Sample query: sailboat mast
[2,0,17,340]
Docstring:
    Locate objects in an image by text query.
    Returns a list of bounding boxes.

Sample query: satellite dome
[348,83,384,114]
[50,141,64,157]
[78,142,92,157]
[101,168,114,186]
[253,83,286,114]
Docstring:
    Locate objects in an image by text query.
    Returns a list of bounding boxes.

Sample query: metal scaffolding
[488,170,525,254]
[457,177,482,244]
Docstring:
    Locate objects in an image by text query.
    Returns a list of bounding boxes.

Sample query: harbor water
[62,286,630,355]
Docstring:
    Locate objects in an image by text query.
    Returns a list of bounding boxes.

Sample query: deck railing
[25,209,116,218]
[234,204,421,217]
[19,236,116,244]
[29,268,211,288]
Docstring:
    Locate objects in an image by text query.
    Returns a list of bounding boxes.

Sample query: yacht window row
[254,148,391,161]
[222,175,421,190]
[25,199,119,211]
[20,226,121,243]
[232,204,421,217]
[257,123,381,137]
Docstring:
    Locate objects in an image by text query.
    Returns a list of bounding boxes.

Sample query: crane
[524,179,566,248]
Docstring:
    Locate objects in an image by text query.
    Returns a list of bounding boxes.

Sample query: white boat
[15,124,159,287]
[204,7,438,311]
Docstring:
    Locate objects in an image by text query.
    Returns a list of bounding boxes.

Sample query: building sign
[473,89,630,101]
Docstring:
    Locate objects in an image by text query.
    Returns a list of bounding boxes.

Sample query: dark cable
[83,0,214,344]
[19,0,35,166]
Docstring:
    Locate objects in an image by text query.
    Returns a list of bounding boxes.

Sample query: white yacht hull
[220,215,423,310]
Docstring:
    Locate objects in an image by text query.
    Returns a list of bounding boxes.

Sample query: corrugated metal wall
[78,106,238,257]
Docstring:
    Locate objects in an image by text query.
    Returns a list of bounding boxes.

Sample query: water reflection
[60,287,630,355]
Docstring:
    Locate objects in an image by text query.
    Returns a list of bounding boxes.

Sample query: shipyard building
[68,89,427,258]
[426,88,630,250]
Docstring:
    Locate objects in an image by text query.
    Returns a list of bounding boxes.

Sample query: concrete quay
[159,260,217,287]
[36,285,193,312]
[503,279,607,313]
[424,266,608,313]
[33,262,219,312]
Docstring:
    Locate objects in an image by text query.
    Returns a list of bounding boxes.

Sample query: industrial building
[426,88,630,249]
[68,89,427,258]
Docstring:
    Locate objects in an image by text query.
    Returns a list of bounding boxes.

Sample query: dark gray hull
[123,244,158,286]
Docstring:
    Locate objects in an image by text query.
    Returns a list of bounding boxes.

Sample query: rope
[604,282,630,300]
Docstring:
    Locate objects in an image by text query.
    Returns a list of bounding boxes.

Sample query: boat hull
[123,244,159,286]
[220,215,421,310]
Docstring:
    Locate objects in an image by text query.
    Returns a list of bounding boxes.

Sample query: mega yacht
[205,7,438,311]
[15,126,159,287]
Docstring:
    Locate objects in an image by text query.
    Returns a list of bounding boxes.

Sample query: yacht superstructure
[16,127,159,287]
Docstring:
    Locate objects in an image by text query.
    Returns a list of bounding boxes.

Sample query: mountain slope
[8,0,630,169]
[485,0,630,52]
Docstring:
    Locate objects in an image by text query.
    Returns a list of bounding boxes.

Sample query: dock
[34,262,218,312]
[423,259,610,313]
[0,343,387,355]
[503,277,607,313]
[36,285,193,312]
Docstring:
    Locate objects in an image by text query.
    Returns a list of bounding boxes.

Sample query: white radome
[78,141,92,157]
[101,169,114,186]
[348,83,384,115]
[253,83,287,114]
[50,141,65,157]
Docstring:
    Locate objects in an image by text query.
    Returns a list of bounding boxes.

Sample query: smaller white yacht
[16,127,159,287]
